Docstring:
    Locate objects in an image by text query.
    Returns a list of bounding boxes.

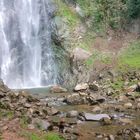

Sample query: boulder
[50,85,67,93]
[83,113,110,121]
[72,48,92,61]
[74,83,89,91]
[32,118,51,130]
[67,110,79,118]
[65,93,88,105]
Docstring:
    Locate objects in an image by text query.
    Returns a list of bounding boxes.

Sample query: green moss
[119,41,140,69]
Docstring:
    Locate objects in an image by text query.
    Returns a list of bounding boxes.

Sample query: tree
[126,0,140,19]
[93,0,126,30]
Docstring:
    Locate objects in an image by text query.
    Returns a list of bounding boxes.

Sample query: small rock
[2,126,8,131]
[135,132,140,139]
[137,98,140,102]
[136,103,140,109]
[24,103,31,108]
[67,110,79,118]
[79,92,87,96]
[108,135,115,140]
[89,82,99,91]
[92,106,102,113]
[136,82,140,92]
[50,85,67,93]
[48,107,59,116]
[118,95,128,102]
[118,118,133,125]
[115,105,125,112]
[0,84,10,93]
[124,102,133,109]
[0,92,5,98]
[100,118,112,125]
[106,88,114,96]
[28,124,35,130]
[74,83,89,91]
[96,97,106,103]
[126,84,137,92]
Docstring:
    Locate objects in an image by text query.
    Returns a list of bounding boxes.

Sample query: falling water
[0,0,57,88]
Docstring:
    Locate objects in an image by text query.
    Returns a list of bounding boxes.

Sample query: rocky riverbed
[0,70,140,140]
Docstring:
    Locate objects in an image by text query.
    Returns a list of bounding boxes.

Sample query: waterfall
[0,0,57,89]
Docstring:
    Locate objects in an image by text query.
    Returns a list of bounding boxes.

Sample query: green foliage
[54,0,140,32]
[119,41,140,69]
[20,131,64,140]
[76,0,94,17]
[126,0,140,19]
[43,132,64,140]
[76,0,140,30]
[93,0,126,29]
[54,0,79,28]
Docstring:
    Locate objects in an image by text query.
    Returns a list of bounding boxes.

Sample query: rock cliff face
[51,1,91,89]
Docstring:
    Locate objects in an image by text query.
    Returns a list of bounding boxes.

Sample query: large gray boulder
[83,113,110,121]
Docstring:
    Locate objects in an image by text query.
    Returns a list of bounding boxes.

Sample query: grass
[20,115,30,128]
[119,41,140,70]
[0,110,14,120]
[111,80,124,90]
[76,0,93,17]
[85,50,112,67]
[20,131,64,140]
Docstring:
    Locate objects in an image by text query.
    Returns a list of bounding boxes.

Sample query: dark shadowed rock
[89,82,99,91]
